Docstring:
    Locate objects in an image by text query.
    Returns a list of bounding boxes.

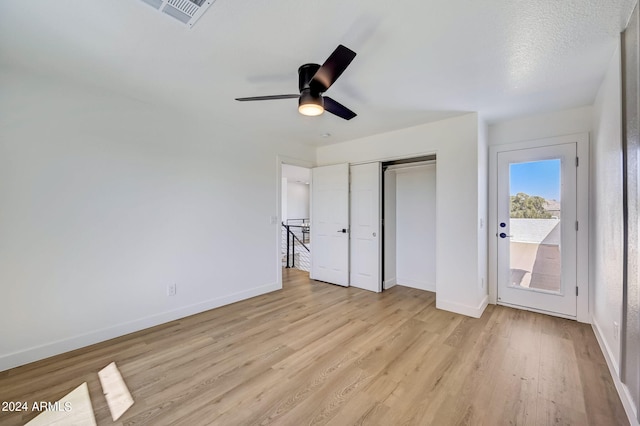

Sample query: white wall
[383,170,397,289]
[0,71,315,371]
[591,46,624,373]
[489,105,594,146]
[286,182,310,220]
[396,165,436,291]
[317,113,488,317]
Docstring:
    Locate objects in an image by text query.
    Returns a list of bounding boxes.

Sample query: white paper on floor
[98,361,134,421]
[26,382,97,426]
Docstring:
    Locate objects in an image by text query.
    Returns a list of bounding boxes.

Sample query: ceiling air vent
[140,0,216,28]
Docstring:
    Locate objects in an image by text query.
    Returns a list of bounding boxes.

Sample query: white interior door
[311,163,349,286]
[350,163,381,292]
[497,143,577,317]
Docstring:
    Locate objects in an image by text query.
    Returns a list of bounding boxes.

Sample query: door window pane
[509,159,562,293]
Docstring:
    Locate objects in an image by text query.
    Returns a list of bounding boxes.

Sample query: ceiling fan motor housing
[298,63,322,93]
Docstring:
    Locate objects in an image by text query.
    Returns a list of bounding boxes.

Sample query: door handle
[499,232,512,239]
[337,229,347,233]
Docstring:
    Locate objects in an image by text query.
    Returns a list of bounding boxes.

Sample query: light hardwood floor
[0,268,628,425]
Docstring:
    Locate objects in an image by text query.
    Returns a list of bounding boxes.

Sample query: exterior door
[349,163,382,292]
[497,143,577,317]
[310,163,349,286]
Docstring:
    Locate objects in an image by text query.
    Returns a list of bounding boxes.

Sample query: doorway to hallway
[281,164,311,273]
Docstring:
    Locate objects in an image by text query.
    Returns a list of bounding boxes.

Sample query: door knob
[372,232,376,237]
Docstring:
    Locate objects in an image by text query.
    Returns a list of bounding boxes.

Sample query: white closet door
[310,163,349,286]
[350,163,381,292]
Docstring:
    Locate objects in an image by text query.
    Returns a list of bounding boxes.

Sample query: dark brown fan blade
[323,96,357,120]
[235,94,299,101]
[310,45,356,93]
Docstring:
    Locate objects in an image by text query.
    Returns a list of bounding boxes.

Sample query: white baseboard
[383,277,397,290]
[0,282,281,372]
[592,319,639,426]
[397,277,435,292]
[436,294,488,318]
[592,318,621,375]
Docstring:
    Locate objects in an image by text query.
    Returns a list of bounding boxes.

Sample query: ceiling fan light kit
[298,90,324,116]
[236,45,358,120]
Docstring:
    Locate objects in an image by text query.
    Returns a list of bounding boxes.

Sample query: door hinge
[576,157,579,167]
[575,221,579,231]
[576,286,579,296]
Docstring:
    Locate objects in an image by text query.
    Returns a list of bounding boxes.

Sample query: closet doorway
[382,155,437,292]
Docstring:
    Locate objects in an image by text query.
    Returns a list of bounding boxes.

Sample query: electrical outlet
[614,321,619,341]
[167,283,176,296]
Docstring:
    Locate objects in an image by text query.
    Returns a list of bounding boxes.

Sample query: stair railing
[282,223,310,269]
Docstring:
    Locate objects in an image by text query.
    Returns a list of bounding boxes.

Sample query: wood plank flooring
[0,269,628,425]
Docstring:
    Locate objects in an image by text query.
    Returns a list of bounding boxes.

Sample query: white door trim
[488,133,590,323]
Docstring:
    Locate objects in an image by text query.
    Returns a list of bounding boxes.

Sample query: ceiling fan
[235,45,357,120]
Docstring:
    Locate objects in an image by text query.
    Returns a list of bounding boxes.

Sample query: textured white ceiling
[0,0,635,145]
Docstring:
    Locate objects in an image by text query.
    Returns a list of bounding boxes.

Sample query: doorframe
[276,155,315,289]
[488,133,590,322]
[382,157,437,292]
[316,150,438,293]
[357,152,439,294]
